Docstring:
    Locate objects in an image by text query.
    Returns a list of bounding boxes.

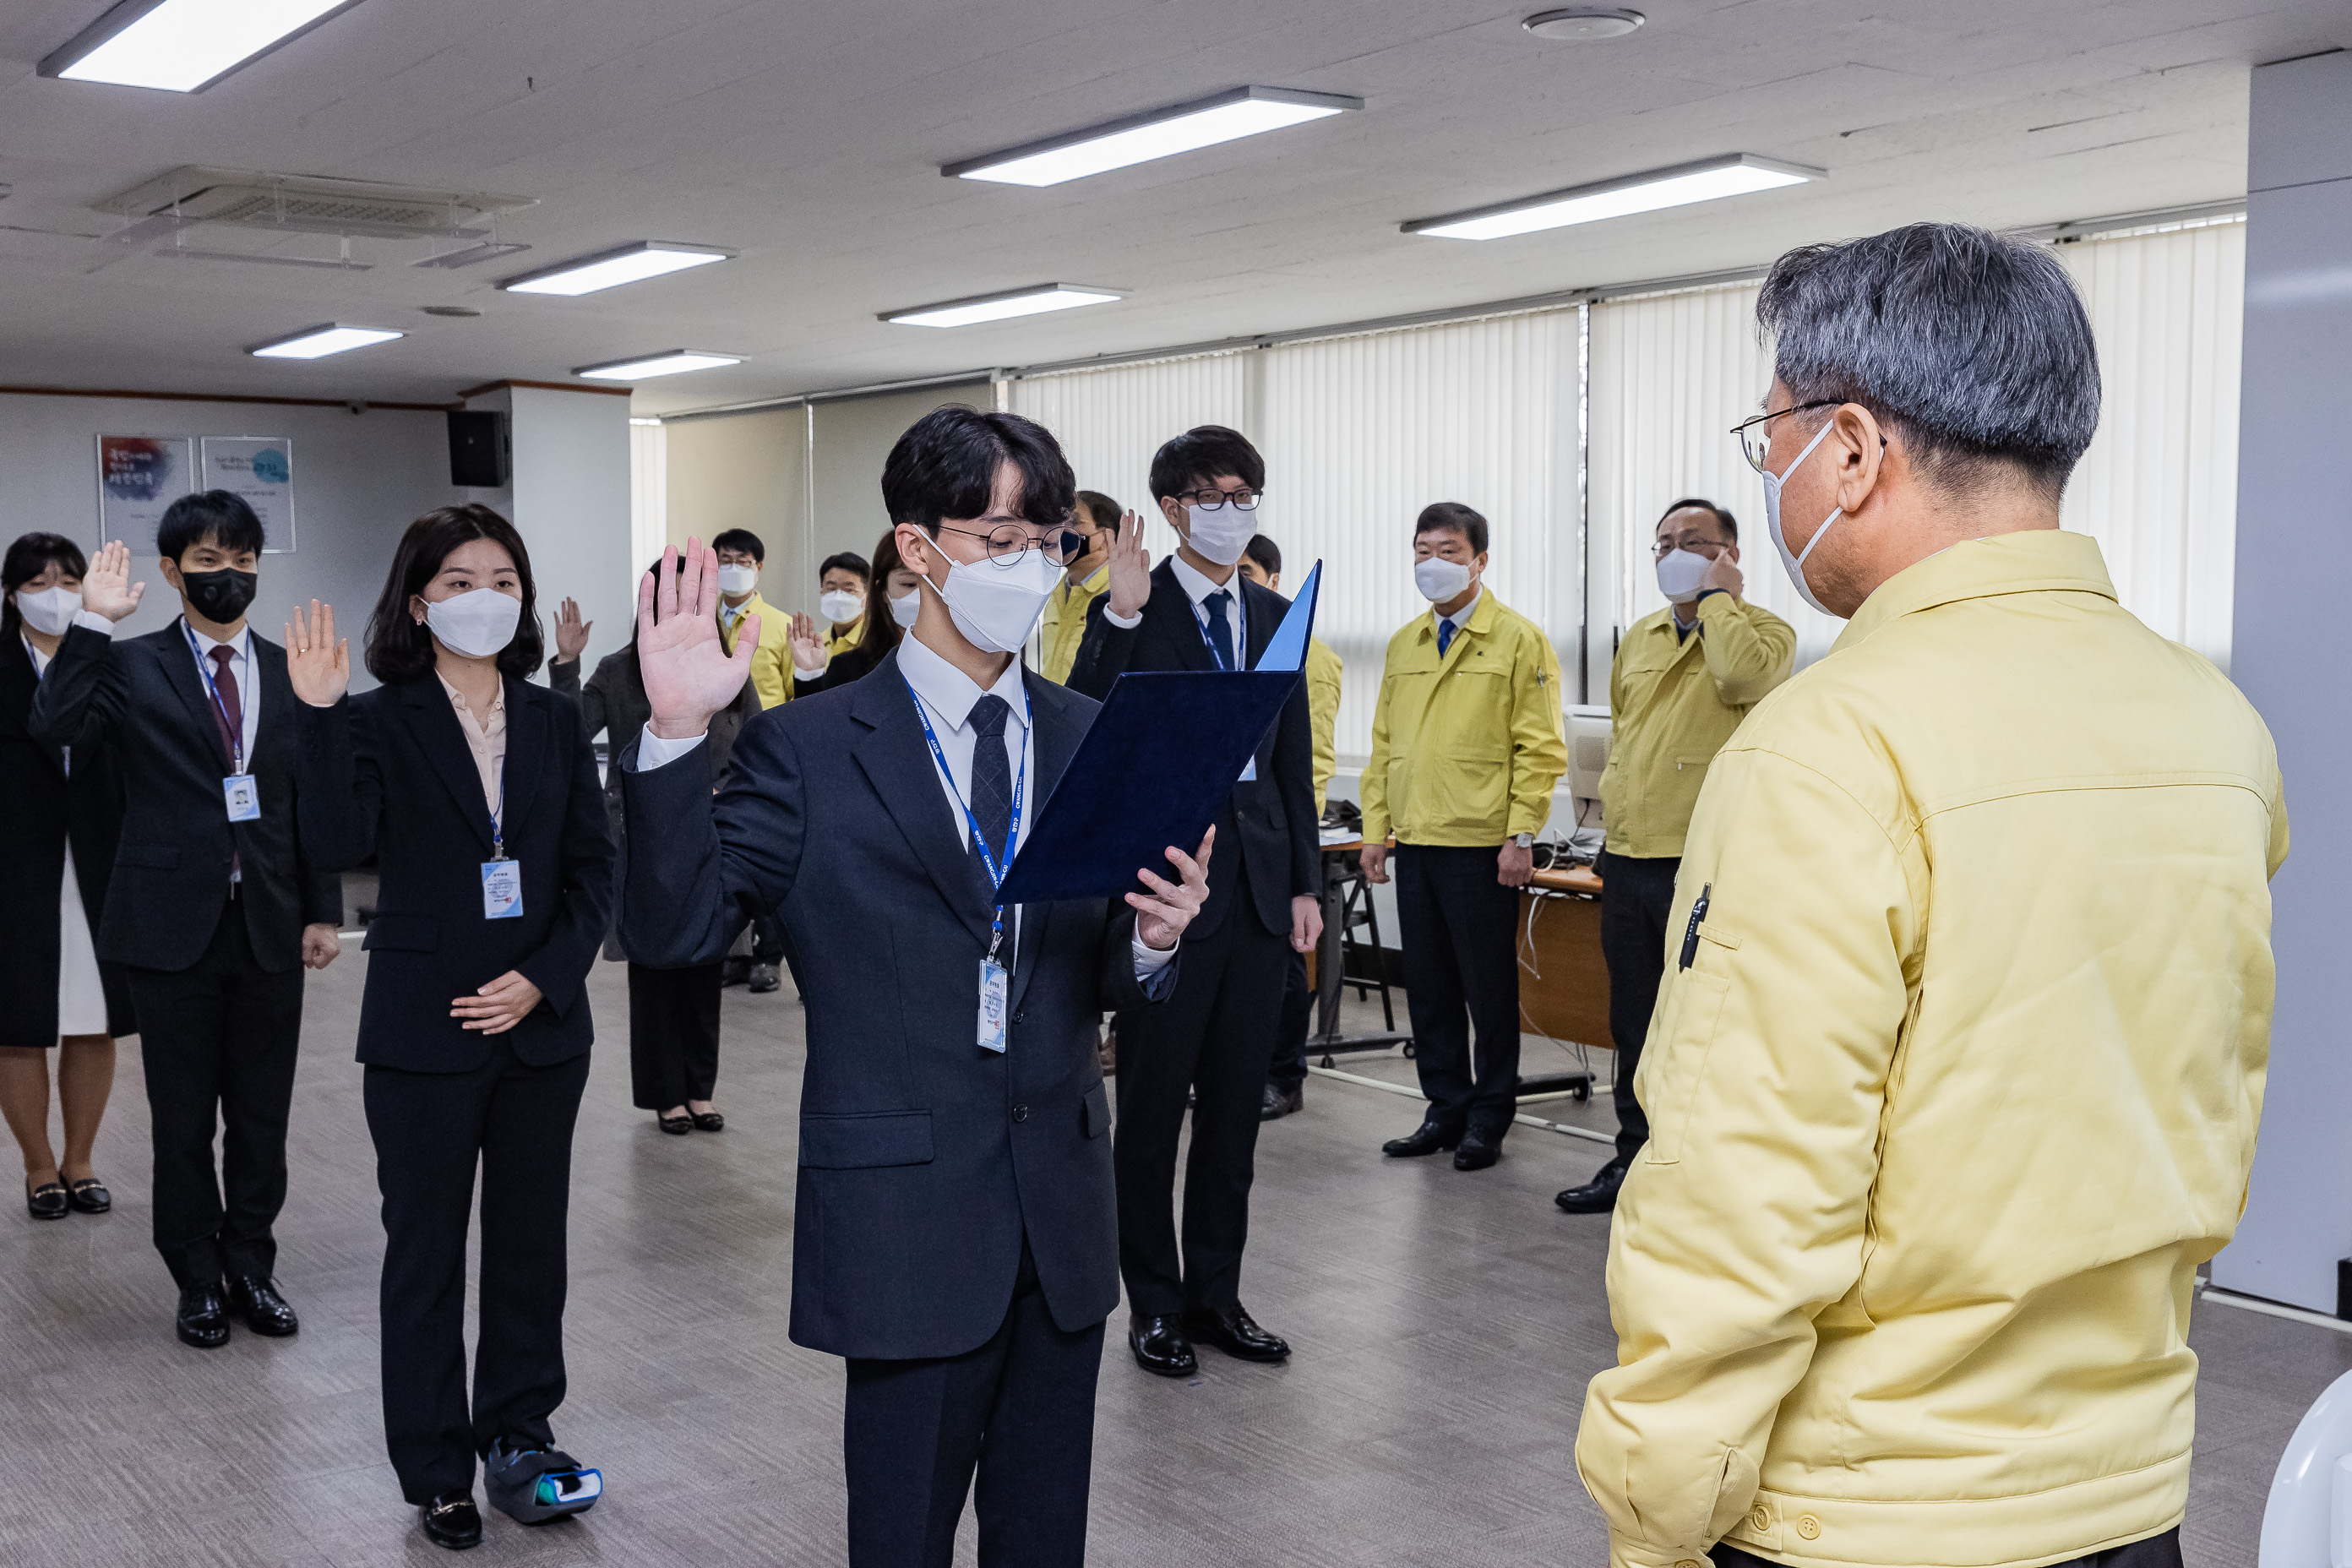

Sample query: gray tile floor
[2,934,2343,1565]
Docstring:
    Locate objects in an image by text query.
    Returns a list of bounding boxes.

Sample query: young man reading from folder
[618,406,1211,1568]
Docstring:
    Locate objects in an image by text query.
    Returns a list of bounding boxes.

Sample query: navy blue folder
[995,563,1320,906]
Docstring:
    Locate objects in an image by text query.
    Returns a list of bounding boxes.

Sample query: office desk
[1517,864,1612,1065]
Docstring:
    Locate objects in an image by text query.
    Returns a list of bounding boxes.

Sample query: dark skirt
[626,961,723,1109]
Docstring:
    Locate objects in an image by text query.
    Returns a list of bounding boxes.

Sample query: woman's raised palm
[639,540,757,738]
[286,601,349,707]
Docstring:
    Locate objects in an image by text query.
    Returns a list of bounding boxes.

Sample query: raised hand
[553,596,591,662]
[1130,825,1214,951]
[787,611,827,673]
[1105,509,1153,619]
[81,540,145,622]
[1700,547,1745,602]
[285,600,350,708]
[638,538,754,740]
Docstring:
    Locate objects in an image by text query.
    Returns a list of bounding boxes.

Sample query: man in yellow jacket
[1361,503,1566,1169]
[1039,490,1119,683]
[711,528,792,711]
[1579,224,2286,1568]
[1556,499,1793,1214]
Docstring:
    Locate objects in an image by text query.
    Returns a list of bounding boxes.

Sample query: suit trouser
[1597,850,1679,1163]
[1267,946,1311,1096]
[627,959,721,1110]
[125,897,305,1290]
[1392,844,1521,1137]
[363,1037,590,1502]
[1113,905,1286,1317]
[844,1240,1104,1568]
[1715,1525,2180,1568]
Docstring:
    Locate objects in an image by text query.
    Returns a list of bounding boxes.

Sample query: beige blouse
[435,672,508,820]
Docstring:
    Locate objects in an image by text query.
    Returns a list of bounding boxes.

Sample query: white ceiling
[0,0,2339,415]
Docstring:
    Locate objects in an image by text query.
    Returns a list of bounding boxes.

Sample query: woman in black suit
[0,533,134,1220]
[785,526,920,695]
[546,555,757,1135]
[287,504,613,1552]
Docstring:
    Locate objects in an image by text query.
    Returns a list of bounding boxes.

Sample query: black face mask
[179,567,259,625]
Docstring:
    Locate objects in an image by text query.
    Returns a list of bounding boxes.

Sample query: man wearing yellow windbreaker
[1039,490,1119,683]
[1578,225,2285,1568]
[1555,498,1793,1215]
[710,528,792,711]
[1361,503,1566,1170]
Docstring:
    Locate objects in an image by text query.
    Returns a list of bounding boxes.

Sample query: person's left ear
[409,592,428,625]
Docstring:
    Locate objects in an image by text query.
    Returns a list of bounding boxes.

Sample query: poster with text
[199,437,296,553]
[96,435,194,549]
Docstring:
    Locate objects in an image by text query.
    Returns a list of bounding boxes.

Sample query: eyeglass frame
[929,518,1088,568]
[1170,486,1262,512]
[1729,400,1841,474]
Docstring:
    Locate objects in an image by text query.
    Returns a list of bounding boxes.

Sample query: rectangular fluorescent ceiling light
[248,323,402,359]
[1404,154,1822,241]
[883,285,1122,329]
[574,351,741,381]
[945,86,1362,187]
[41,0,365,94]
[501,242,732,297]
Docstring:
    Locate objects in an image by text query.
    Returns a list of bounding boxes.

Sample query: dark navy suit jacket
[618,649,1170,1360]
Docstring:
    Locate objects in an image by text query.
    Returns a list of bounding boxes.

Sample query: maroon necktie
[209,645,243,879]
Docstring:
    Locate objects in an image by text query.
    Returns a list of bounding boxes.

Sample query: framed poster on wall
[199,436,296,553]
[95,435,194,548]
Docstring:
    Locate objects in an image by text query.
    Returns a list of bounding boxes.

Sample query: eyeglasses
[1173,487,1261,512]
[934,520,1087,567]
[1651,539,1728,561]
[1729,400,1839,473]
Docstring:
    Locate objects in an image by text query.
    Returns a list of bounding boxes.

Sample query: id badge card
[223,773,260,822]
[482,858,524,920]
[977,956,1010,1053]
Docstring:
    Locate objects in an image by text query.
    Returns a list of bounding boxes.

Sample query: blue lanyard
[490,757,508,860]
[182,620,244,773]
[1191,589,1244,671]
[906,677,1028,958]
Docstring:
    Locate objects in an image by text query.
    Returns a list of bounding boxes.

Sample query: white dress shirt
[1167,553,1247,667]
[182,620,261,770]
[1436,585,1483,648]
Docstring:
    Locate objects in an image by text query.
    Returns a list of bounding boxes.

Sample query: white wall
[507,386,634,673]
[0,391,460,689]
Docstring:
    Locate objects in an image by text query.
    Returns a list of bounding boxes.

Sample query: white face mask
[14,585,80,637]
[1183,501,1255,568]
[819,589,864,625]
[1762,418,1843,618]
[716,564,758,596]
[1654,547,1716,604]
[424,586,524,659]
[1413,557,1473,603]
[889,588,922,629]
[924,544,1059,656]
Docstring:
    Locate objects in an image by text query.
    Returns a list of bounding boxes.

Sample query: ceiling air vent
[97,167,535,244]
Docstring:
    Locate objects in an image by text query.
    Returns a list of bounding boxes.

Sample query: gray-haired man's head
[1757,223,2100,502]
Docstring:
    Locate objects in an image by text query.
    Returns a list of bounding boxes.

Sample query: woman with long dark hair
[786,525,921,695]
[548,552,758,1134]
[286,504,613,1551]
[0,533,133,1220]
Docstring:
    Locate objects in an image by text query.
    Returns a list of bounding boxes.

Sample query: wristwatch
[1512,833,1534,848]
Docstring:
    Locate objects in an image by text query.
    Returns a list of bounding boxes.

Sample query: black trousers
[1598,850,1679,1163]
[1392,843,1522,1137]
[1267,946,1311,1095]
[844,1241,1104,1568]
[124,898,306,1289]
[1113,903,1286,1318]
[627,959,721,1110]
[1715,1525,2180,1568]
[363,1036,591,1503]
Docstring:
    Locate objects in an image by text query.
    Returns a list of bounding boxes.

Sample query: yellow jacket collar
[1420,584,1499,644]
[1832,529,2115,656]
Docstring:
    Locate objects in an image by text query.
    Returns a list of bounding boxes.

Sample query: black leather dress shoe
[25,1179,68,1221]
[1453,1127,1503,1171]
[66,1178,110,1213]
[1128,1314,1198,1377]
[420,1489,483,1550]
[1182,1303,1290,1363]
[1260,1081,1302,1121]
[690,1109,725,1132]
[1381,1118,1464,1157]
[1555,1155,1630,1213]
[177,1283,230,1348]
[227,1275,300,1337]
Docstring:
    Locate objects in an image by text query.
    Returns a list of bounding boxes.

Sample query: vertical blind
[1010,354,1249,526]
[629,418,667,585]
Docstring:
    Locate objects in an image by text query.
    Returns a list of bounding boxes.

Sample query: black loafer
[1381,1118,1464,1157]
[1260,1082,1302,1121]
[66,1178,110,1213]
[26,1179,68,1221]
[1453,1128,1503,1171]
[177,1282,230,1348]
[421,1489,482,1550]
[657,1112,693,1135]
[1555,1156,1630,1214]
[227,1275,300,1337]
[1127,1314,1198,1377]
[690,1110,724,1132]
[1181,1303,1290,1363]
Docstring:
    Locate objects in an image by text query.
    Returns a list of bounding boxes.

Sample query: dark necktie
[208,645,244,879]
[1204,589,1236,672]
[1437,618,1457,659]
[966,694,1013,873]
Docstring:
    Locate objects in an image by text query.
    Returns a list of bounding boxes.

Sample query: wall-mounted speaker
[448,410,509,488]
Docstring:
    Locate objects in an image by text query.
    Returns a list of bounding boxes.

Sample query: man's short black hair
[1243,534,1281,581]
[819,552,870,582]
[156,490,264,561]
[1075,490,1124,530]
[710,528,765,563]
[1149,425,1264,504]
[1657,497,1738,543]
[1413,501,1487,556]
[881,406,1075,535]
